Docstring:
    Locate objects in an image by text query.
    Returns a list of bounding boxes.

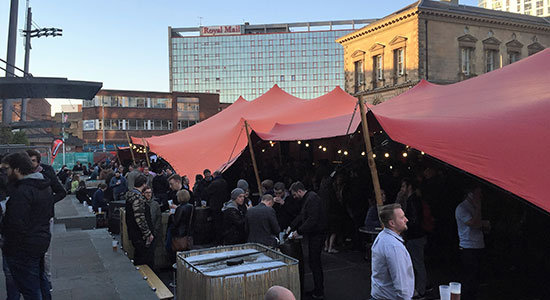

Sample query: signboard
[201,25,241,36]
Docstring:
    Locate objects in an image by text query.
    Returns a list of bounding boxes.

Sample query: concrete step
[52,223,67,234]
[54,195,96,230]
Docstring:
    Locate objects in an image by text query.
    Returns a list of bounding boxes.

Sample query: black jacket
[405,194,425,240]
[2,174,53,258]
[172,203,194,237]
[245,203,280,248]
[273,192,301,230]
[41,163,67,217]
[205,176,229,212]
[291,191,327,236]
[222,200,246,245]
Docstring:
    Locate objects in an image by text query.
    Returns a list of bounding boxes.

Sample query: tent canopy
[133,85,360,186]
[370,49,550,212]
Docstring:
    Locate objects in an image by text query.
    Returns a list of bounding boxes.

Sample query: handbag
[171,205,194,251]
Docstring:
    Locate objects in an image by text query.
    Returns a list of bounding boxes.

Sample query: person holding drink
[455,186,489,300]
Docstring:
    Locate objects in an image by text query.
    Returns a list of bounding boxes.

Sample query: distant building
[479,0,550,17]
[52,106,84,152]
[81,90,219,151]
[0,98,53,147]
[337,0,550,105]
[169,19,375,103]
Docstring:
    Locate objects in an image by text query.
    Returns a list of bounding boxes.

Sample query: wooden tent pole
[358,99,384,207]
[244,121,263,197]
[113,144,121,164]
[125,132,136,165]
[141,137,151,168]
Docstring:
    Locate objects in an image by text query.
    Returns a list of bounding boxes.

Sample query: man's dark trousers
[132,240,155,269]
[460,248,483,300]
[307,233,325,296]
[4,253,51,300]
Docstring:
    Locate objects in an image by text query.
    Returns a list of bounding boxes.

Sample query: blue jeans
[2,254,20,300]
[3,254,51,300]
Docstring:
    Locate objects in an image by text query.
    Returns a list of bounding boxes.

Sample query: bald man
[264,286,296,300]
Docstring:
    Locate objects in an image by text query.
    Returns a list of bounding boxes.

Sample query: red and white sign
[201,25,241,36]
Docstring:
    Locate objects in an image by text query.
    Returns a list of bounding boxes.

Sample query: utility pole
[102,98,106,152]
[61,111,66,165]
[21,5,32,121]
[4,0,19,125]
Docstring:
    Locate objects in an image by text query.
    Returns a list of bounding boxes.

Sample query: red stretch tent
[371,49,550,212]
[133,85,359,186]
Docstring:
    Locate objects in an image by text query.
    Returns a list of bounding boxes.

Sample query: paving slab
[1,228,157,300]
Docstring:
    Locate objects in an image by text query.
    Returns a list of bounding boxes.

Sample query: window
[508,51,520,64]
[354,60,364,92]
[461,47,473,75]
[485,49,498,72]
[394,48,405,76]
[374,55,383,81]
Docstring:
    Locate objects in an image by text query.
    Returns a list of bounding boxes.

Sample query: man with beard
[289,181,327,300]
[371,204,414,300]
[2,152,53,299]
[26,149,67,290]
[125,175,155,268]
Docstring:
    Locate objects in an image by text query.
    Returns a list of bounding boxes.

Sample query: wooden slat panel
[137,264,174,300]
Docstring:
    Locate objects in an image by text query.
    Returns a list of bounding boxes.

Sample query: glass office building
[169,20,375,103]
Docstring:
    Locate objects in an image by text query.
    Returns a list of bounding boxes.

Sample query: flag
[51,139,63,164]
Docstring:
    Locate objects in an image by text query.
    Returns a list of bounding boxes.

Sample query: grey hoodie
[221,200,239,212]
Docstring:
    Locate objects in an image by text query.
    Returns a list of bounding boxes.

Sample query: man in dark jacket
[289,181,327,300]
[221,188,246,245]
[205,171,229,245]
[402,178,428,299]
[246,194,280,248]
[125,175,155,268]
[26,149,67,289]
[2,152,53,299]
[273,182,301,231]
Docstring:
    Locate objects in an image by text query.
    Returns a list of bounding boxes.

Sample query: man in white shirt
[371,203,415,300]
[455,186,489,300]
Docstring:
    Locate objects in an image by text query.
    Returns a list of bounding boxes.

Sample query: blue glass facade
[170,26,358,103]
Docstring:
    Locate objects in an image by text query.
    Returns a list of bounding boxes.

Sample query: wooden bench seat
[136,264,174,300]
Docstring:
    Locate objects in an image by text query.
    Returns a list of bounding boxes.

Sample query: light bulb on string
[305,143,309,147]
[372,153,376,158]
[297,141,301,144]
[402,152,408,157]
[262,149,265,153]
[318,145,322,149]
[421,151,425,155]
[322,147,327,152]
[343,151,348,156]
[384,153,390,158]
[361,151,365,156]
[338,150,342,154]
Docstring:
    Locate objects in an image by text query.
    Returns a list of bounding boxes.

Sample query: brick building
[337,0,550,105]
[82,90,219,151]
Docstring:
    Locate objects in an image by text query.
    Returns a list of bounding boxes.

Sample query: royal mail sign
[201,25,242,36]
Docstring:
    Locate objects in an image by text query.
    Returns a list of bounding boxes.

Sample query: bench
[136,264,174,300]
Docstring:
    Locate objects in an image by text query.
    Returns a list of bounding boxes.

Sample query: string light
[318,145,322,149]
[384,153,390,158]
[270,143,274,147]
[390,165,393,169]
[297,141,302,144]
[322,147,327,152]
[372,154,376,158]
[305,143,309,147]
[338,150,342,154]
[262,149,265,152]
[361,151,366,156]
[343,151,348,156]
[421,151,425,155]
[402,152,408,157]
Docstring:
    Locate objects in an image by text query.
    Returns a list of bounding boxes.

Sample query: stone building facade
[337,0,550,105]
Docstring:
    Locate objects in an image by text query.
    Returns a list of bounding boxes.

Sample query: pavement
[1,196,157,300]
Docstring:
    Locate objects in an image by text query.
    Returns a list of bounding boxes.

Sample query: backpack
[421,199,435,233]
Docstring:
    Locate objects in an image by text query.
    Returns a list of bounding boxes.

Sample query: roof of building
[338,0,550,43]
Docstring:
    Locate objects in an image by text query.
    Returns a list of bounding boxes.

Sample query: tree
[12,131,29,145]
[0,128,29,145]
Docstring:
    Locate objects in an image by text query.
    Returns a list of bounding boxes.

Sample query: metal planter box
[177,243,300,300]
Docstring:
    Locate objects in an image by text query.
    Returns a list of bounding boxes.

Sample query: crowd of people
[1,149,546,300]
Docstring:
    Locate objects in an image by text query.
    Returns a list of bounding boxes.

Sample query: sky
[1,0,478,115]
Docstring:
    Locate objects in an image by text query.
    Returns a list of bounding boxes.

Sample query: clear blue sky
[1,0,477,114]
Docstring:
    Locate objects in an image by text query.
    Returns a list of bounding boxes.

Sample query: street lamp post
[61,111,66,166]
